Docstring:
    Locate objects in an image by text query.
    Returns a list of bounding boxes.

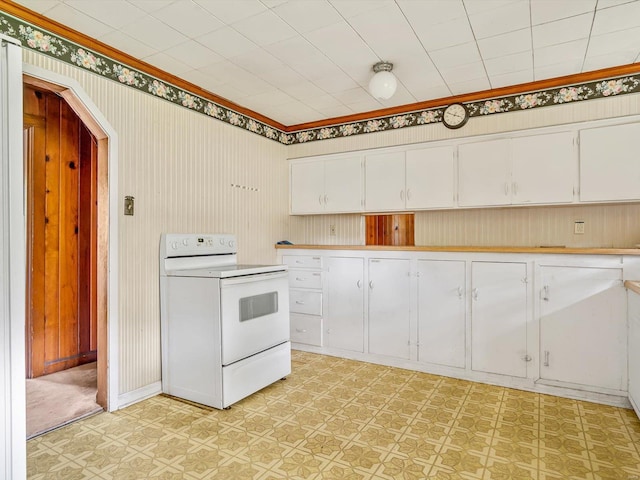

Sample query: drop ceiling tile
[260,66,307,88]
[305,94,344,109]
[485,51,532,76]
[231,10,297,46]
[209,82,251,102]
[430,42,482,69]
[197,27,260,58]
[193,0,267,24]
[12,0,64,14]
[242,89,297,109]
[346,4,425,60]
[304,21,374,64]
[586,26,640,57]
[530,0,596,25]
[127,0,175,14]
[397,0,467,26]
[463,0,521,15]
[597,0,638,9]
[151,1,224,38]
[230,49,284,75]
[292,56,347,82]
[264,37,325,65]
[478,28,531,60]
[122,15,189,51]
[141,51,192,75]
[410,84,454,102]
[65,0,147,29]
[180,68,223,90]
[97,30,156,59]
[412,16,476,51]
[583,51,639,71]
[39,3,114,38]
[468,1,531,39]
[447,76,491,95]
[333,86,372,104]
[345,98,389,114]
[262,0,288,7]
[532,13,593,48]
[164,41,223,70]
[273,0,343,34]
[198,61,253,86]
[315,104,356,120]
[534,59,584,80]
[440,61,487,84]
[283,81,328,101]
[313,70,360,93]
[592,0,640,35]
[328,0,393,19]
[534,38,588,67]
[375,83,417,107]
[489,69,534,88]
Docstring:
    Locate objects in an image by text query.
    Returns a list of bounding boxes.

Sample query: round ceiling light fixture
[368,61,397,100]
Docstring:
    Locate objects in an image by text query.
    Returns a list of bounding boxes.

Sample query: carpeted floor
[26,351,640,479]
[26,362,103,439]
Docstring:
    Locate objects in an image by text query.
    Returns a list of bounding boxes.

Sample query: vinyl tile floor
[28,351,640,479]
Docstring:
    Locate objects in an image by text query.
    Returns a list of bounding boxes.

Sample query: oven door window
[239,291,278,322]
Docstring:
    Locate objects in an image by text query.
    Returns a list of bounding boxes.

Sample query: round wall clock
[442,103,470,129]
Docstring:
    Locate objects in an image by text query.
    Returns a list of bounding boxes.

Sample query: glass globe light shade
[368,70,397,100]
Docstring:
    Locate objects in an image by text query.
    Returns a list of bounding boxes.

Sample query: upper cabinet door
[324,156,363,213]
[580,122,640,202]
[458,139,511,207]
[511,131,575,205]
[290,161,325,214]
[365,151,405,211]
[406,145,455,209]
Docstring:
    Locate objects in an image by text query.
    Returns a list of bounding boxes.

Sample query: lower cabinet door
[540,265,626,391]
[417,260,466,368]
[326,257,364,352]
[471,261,528,378]
[368,258,411,359]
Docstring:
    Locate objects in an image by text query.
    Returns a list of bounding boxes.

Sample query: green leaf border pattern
[2,10,640,145]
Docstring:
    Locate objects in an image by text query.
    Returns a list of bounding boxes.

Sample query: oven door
[219,271,289,365]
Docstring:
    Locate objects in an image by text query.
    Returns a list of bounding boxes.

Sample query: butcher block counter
[276,244,640,255]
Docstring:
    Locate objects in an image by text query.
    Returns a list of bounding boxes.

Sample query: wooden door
[24,85,98,378]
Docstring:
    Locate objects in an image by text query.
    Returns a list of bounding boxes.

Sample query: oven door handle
[220,270,288,286]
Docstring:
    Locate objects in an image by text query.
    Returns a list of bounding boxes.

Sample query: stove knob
[219,238,225,245]
[182,239,189,246]
[171,242,178,250]
[228,240,235,247]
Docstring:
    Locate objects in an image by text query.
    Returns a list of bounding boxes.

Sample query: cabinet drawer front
[283,255,322,268]
[288,270,322,289]
[290,313,322,346]
[289,289,322,315]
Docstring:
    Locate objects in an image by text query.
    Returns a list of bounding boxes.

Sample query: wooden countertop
[275,244,640,255]
[626,281,640,295]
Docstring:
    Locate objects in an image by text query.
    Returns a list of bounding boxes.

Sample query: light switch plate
[574,221,585,234]
[124,196,134,216]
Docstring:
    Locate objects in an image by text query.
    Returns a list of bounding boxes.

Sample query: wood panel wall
[24,85,97,378]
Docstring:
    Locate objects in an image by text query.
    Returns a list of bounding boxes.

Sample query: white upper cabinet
[459,139,511,207]
[290,155,363,214]
[459,132,575,207]
[511,132,575,204]
[365,151,405,211]
[406,146,456,209]
[365,146,455,211]
[579,122,640,202]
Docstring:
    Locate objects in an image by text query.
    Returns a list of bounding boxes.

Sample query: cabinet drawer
[290,313,322,346]
[289,270,322,289]
[289,289,322,315]
[283,255,322,269]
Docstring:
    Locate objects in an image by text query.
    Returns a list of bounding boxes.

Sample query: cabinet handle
[457,286,463,299]
[407,189,412,200]
[295,260,303,264]
[513,182,519,195]
[357,279,362,288]
[295,300,305,305]
[295,277,305,281]
[369,280,374,289]
[523,355,532,362]
[542,285,550,301]
[326,328,332,334]
[318,195,323,205]
[472,288,478,300]
[504,182,509,196]
[324,194,328,204]
[544,350,550,367]
[296,328,307,333]
[400,189,404,201]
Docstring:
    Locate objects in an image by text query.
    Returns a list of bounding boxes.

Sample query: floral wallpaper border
[1,10,640,146]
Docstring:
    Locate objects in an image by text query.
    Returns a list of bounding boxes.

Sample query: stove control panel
[162,233,237,257]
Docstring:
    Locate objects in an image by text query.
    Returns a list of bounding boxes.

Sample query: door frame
[21,64,119,412]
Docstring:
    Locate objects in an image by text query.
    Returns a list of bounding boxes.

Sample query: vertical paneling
[23,51,289,394]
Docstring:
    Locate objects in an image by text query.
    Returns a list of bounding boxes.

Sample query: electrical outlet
[574,221,585,234]
[330,224,336,236]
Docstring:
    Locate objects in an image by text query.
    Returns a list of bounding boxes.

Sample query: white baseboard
[117,381,162,409]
